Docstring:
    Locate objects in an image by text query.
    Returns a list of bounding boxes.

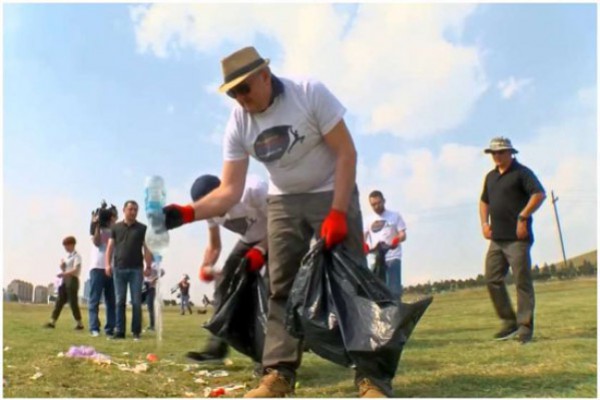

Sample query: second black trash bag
[204,259,268,363]
[286,240,432,380]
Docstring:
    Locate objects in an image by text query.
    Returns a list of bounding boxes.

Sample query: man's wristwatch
[518,215,529,222]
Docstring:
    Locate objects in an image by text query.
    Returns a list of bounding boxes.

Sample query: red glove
[163,204,195,230]
[363,242,370,255]
[245,247,266,272]
[320,209,347,249]
[199,266,214,283]
[390,236,401,249]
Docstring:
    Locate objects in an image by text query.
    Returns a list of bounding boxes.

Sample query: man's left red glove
[390,236,401,249]
[163,204,195,230]
[320,209,347,249]
[244,247,266,272]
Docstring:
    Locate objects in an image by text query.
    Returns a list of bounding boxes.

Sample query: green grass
[3,278,596,397]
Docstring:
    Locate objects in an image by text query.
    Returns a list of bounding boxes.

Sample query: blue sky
[3,3,597,304]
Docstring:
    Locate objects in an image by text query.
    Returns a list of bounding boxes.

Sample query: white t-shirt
[89,228,112,270]
[223,77,346,195]
[64,250,82,278]
[364,210,407,261]
[207,175,268,244]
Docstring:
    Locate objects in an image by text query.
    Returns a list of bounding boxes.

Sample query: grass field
[2,277,597,398]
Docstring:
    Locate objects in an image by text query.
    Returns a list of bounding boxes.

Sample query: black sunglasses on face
[226,82,252,99]
[491,150,508,155]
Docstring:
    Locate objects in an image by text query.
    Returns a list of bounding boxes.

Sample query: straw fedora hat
[484,136,519,154]
[218,46,270,93]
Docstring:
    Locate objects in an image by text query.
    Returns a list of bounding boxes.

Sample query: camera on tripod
[90,200,117,234]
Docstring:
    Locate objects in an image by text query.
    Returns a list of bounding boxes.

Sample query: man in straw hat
[480,136,546,345]
[161,46,391,397]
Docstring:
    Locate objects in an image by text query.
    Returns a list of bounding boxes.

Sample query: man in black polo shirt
[105,200,153,340]
[479,137,546,344]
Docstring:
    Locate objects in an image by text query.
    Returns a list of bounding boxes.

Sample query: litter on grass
[30,372,43,380]
[65,346,111,364]
[203,384,246,398]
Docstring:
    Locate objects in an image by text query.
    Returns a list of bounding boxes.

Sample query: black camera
[90,200,117,234]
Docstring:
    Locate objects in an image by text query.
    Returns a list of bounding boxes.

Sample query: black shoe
[74,324,84,330]
[109,332,126,340]
[185,351,226,363]
[43,322,55,329]
[493,325,518,341]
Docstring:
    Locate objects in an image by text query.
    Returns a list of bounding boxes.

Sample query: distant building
[47,283,57,296]
[7,280,34,303]
[33,285,49,304]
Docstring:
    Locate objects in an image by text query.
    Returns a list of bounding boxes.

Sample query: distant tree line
[404,259,597,295]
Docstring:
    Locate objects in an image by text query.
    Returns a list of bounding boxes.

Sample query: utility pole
[551,190,568,267]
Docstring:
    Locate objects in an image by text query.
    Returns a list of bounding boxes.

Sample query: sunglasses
[226,82,252,99]
[491,150,508,155]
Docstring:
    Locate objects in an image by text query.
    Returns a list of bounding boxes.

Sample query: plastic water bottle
[144,175,170,258]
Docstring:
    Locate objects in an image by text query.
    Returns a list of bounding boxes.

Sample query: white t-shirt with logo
[223,77,346,195]
[364,210,407,261]
[207,175,268,244]
[89,228,112,270]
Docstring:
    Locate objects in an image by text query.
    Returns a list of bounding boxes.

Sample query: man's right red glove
[199,266,214,283]
[163,204,195,230]
[320,209,348,249]
[363,242,370,255]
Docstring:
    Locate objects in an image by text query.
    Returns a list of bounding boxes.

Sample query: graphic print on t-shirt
[223,216,257,236]
[370,219,386,233]
[254,125,305,162]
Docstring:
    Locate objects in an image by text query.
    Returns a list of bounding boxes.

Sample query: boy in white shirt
[44,236,84,330]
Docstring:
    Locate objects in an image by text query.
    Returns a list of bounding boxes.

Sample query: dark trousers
[51,276,82,322]
[485,240,535,334]
[263,189,393,396]
[145,286,156,328]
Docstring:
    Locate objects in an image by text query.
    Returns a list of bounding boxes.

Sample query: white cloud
[497,76,532,99]
[131,3,487,139]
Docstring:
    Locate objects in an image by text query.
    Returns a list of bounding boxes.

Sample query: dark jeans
[145,285,156,329]
[485,240,535,335]
[51,276,82,322]
[113,268,143,336]
[88,269,116,334]
[181,293,193,314]
[385,258,402,299]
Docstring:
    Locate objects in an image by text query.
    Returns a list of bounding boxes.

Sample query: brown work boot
[358,378,387,398]
[244,369,294,398]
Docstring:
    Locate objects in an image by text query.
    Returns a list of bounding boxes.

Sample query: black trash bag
[204,259,268,363]
[286,240,432,380]
[372,242,390,283]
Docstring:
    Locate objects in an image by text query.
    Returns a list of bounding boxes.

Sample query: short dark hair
[124,200,138,209]
[62,236,76,246]
[369,190,384,200]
